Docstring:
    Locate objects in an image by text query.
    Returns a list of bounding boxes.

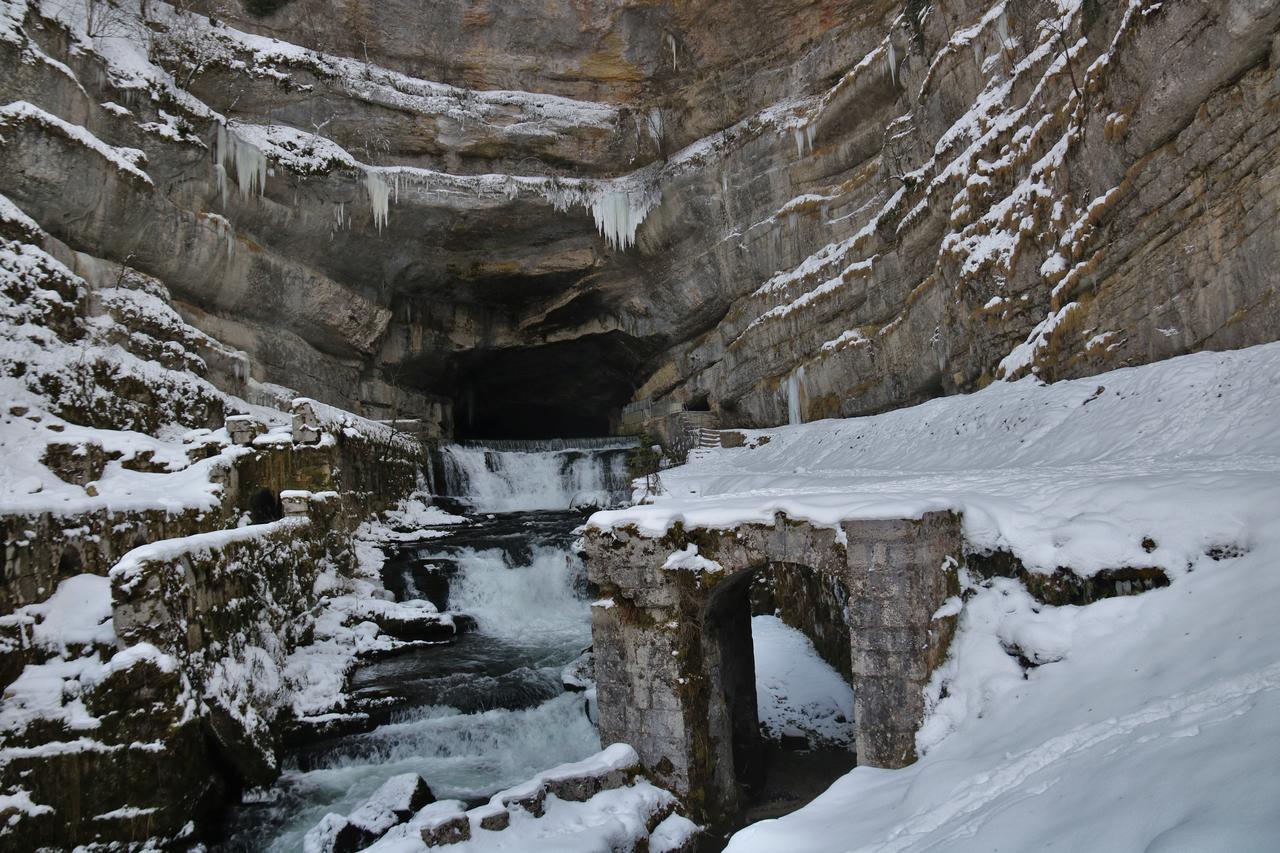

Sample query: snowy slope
[586,343,1280,852]
[727,532,1280,852]
[593,344,1280,581]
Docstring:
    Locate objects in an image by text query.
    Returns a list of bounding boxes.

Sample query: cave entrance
[703,562,859,824]
[446,332,657,441]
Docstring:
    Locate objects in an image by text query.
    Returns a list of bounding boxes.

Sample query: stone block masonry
[584,511,964,824]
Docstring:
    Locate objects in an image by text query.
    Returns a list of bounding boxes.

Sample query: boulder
[417,801,470,847]
[347,773,435,837]
[468,802,511,832]
[302,813,373,853]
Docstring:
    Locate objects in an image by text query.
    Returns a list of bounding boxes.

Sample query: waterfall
[448,546,590,643]
[432,439,637,513]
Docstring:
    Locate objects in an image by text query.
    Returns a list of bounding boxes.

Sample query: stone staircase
[683,427,722,463]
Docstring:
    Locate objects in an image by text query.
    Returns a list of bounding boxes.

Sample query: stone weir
[583,511,964,826]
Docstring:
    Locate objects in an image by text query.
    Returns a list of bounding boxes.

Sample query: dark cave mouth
[438,332,657,441]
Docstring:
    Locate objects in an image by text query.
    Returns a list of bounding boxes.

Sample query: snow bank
[109,517,305,593]
[0,573,115,653]
[0,100,152,184]
[726,513,1280,852]
[592,344,1280,580]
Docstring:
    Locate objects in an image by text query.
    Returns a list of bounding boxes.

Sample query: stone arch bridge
[583,511,964,823]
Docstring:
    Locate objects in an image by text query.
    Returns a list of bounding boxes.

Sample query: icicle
[592,191,631,251]
[997,12,1010,51]
[240,140,266,198]
[792,121,817,158]
[218,124,267,199]
[214,163,228,204]
[590,190,650,251]
[667,34,677,71]
[887,41,897,87]
[365,169,390,232]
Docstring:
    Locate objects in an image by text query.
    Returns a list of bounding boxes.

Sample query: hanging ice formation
[592,190,646,251]
[365,169,391,232]
[793,123,816,157]
[215,124,267,201]
[887,40,897,87]
[786,366,806,426]
[545,178,660,252]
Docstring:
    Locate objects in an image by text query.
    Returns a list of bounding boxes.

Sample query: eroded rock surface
[2,1,1274,441]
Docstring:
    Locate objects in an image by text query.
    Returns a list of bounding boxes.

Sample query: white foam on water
[448,546,591,645]
[437,442,632,512]
[258,692,599,852]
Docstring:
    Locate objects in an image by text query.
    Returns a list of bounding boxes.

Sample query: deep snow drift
[589,343,1280,852]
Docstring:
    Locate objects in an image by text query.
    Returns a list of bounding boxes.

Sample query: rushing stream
[221,441,633,851]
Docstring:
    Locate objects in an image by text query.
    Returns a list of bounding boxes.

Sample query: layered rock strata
[3,1,1274,441]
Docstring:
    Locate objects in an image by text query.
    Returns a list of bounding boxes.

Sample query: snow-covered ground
[594,344,1280,582]
[752,615,855,748]
[589,343,1280,852]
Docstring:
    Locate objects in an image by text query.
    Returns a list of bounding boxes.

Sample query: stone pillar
[843,511,963,768]
[588,536,694,797]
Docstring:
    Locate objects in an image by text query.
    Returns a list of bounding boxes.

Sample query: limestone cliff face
[2,0,1277,439]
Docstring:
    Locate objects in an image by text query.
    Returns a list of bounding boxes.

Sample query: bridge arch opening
[702,561,859,822]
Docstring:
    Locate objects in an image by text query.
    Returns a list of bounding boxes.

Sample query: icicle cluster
[544,179,660,252]
[365,169,391,232]
[792,123,816,157]
[591,191,649,251]
[216,124,267,201]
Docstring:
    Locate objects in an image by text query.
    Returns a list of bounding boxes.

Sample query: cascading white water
[253,693,598,852]
[435,439,636,513]
[448,546,591,644]
[231,531,600,851]
[230,439,626,848]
